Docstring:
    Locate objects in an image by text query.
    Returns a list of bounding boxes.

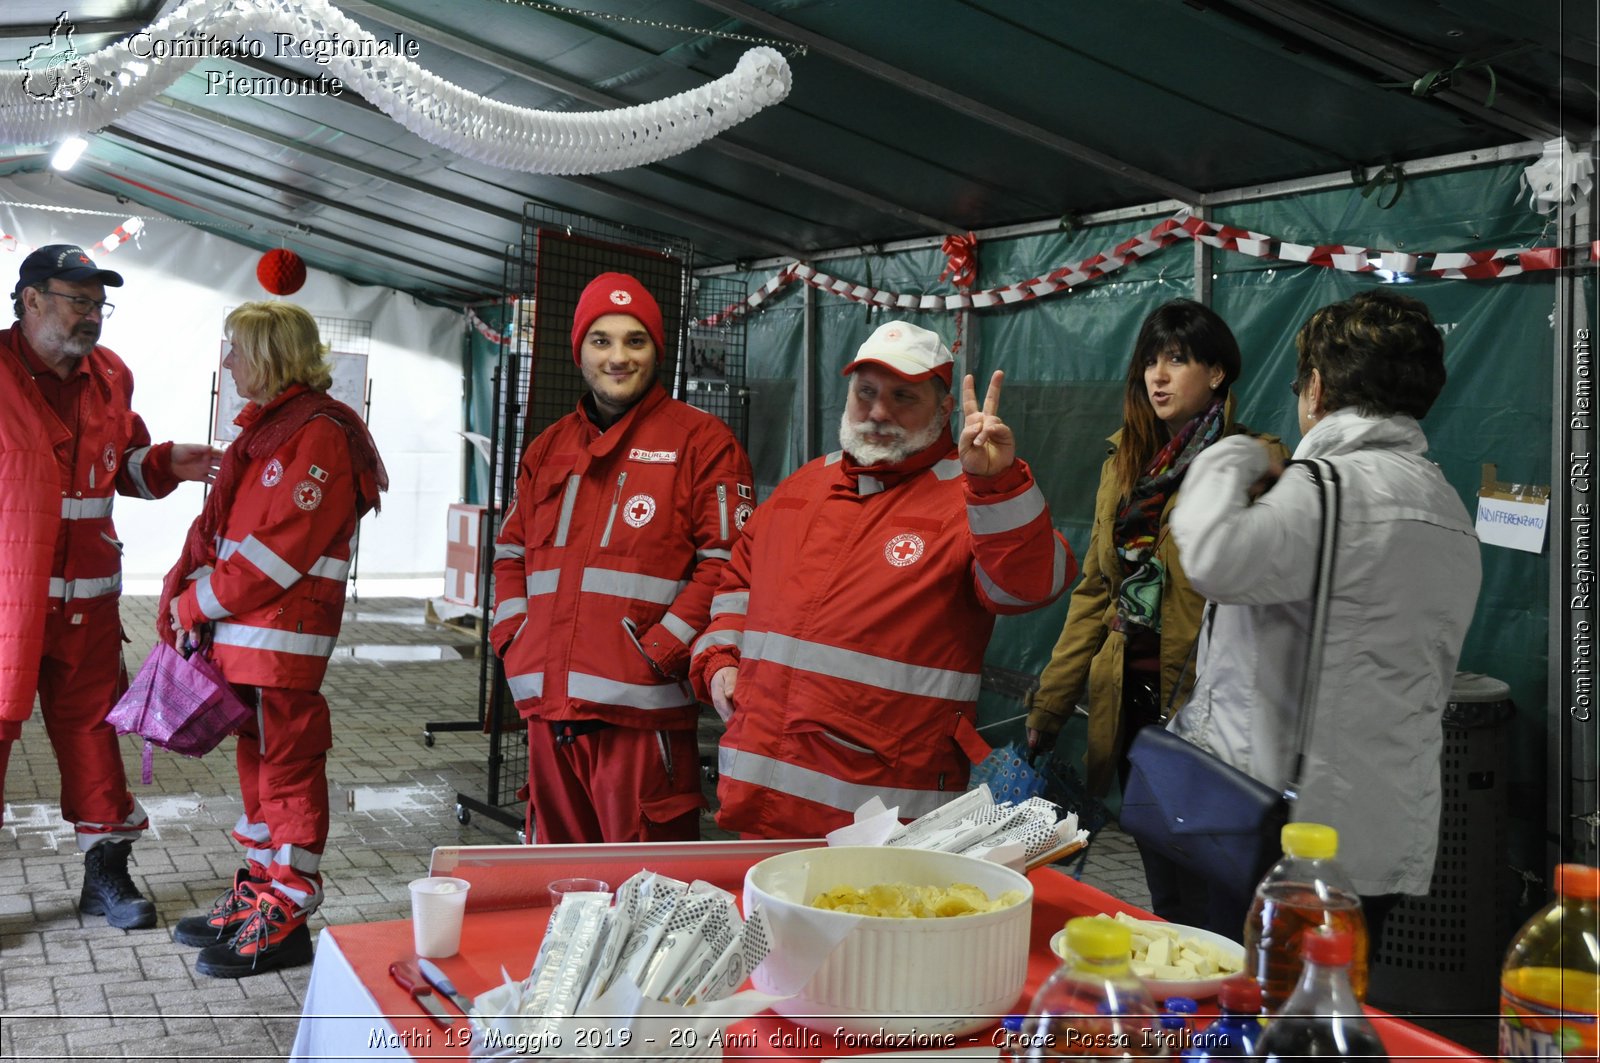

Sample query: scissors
[389,958,453,1029]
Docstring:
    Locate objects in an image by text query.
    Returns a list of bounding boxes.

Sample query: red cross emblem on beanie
[884,532,925,567]
[609,289,633,306]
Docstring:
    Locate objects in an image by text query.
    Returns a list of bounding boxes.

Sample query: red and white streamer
[0,216,146,260]
[697,211,1599,327]
[466,303,514,346]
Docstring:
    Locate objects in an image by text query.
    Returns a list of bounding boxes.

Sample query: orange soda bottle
[1499,863,1600,1062]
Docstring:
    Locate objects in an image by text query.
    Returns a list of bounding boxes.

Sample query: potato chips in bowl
[809,880,1026,918]
[745,846,1033,1037]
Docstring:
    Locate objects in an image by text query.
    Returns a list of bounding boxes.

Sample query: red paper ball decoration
[257,248,306,295]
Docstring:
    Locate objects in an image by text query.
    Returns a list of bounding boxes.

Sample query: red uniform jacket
[0,339,63,735]
[690,439,1074,839]
[491,384,753,731]
[0,325,181,624]
[174,389,364,690]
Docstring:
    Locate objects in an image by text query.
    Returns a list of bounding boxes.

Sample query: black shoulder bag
[1117,458,1340,898]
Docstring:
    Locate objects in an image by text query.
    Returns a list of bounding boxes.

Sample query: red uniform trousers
[39,598,147,850]
[229,684,331,915]
[526,723,702,844]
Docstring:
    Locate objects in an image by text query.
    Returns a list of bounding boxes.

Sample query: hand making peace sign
[958,370,1015,477]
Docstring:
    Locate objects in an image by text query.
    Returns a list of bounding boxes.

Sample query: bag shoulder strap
[1282,456,1341,800]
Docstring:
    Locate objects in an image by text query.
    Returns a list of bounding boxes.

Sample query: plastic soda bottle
[1016,916,1167,1059]
[1499,863,1600,1062]
[1181,976,1264,1060]
[1244,822,1368,1011]
[1156,996,1198,1053]
[1256,927,1389,1063]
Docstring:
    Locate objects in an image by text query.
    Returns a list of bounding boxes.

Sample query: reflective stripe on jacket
[491,384,753,730]
[691,440,1074,838]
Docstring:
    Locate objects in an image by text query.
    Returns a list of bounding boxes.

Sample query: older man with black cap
[691,321,1075,839]
[490,272,754,844]
[1,245,218,929]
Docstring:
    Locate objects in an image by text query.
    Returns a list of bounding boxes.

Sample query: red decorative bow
[939,231,978,289]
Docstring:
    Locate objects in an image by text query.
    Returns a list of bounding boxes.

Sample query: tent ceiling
[2,0,1593,305]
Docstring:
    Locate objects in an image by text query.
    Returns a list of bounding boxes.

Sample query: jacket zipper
[655,731,674,778]
[821,729,875,755]
[717,483,729,540]
[599,471,627,548]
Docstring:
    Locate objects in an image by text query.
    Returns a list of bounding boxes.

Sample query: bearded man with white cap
[691,321,1075,839]
[490,272,754,845]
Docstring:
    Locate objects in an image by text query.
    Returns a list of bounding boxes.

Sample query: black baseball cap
[13,244,124,296]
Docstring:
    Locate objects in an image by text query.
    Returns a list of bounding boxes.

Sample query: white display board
[212,342,371,441]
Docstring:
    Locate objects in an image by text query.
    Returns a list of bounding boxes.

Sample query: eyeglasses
[1289,378,1302,396]
[40,289,115,318]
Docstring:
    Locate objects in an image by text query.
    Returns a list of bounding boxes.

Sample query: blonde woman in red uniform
[160,301,386,978]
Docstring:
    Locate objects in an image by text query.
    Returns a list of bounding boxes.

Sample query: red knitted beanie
[570,272,665,364]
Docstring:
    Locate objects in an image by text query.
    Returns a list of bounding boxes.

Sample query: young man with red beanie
[490,272,754,843]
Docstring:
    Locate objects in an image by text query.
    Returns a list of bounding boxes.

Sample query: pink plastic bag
[107,641,252,781]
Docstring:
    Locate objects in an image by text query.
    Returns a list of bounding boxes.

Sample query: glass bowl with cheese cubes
[1050,911,1246,999]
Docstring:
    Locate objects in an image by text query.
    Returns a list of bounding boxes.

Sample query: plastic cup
[408,876,471,958]
[548,877,610,907]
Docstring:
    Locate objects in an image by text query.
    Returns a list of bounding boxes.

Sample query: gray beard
[37,318,98,360]
[838,411,947,467]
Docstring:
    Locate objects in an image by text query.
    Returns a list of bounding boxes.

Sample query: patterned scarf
[1109,395,1226,633]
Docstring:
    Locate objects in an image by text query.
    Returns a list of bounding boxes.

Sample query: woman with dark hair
[159,301,387,978]
[1170,289,1481,944]
[1027,298,1280,924]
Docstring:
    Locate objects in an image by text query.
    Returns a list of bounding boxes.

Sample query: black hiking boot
[79,839,157,930]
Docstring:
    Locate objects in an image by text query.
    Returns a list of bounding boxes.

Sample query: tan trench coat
[1027,414,1282,796]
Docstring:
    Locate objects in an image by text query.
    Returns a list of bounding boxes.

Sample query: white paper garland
[0,0,791,175]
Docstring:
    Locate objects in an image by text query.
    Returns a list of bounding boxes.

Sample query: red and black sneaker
[194,891,313,978]
[173,869,264,947]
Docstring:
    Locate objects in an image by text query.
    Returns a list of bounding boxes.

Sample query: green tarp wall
[719,159,1582,884]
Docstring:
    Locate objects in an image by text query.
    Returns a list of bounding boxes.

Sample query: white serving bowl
[744,845,1033,1037]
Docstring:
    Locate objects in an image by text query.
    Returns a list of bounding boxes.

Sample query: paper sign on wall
[1475,495,1550,553]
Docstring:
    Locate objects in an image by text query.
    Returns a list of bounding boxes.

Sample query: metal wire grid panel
[460,205,752,837]
[685,274,750,446]
[312,314,373,357]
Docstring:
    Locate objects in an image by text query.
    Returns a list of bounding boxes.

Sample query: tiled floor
[2,597,1491,1061]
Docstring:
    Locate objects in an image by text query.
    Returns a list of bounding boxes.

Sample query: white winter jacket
[1168,409,1481,895]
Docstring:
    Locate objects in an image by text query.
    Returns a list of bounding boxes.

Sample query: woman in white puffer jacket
[1169,289,1481,945]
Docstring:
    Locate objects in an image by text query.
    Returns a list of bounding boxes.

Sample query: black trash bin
[1367,673,1514,1014]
